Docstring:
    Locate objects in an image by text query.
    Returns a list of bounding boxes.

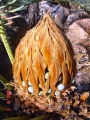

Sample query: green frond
[0,75,13,90]
[2,114,51,120]
[0,106,7,111]
[3,116,30,120]
[8,5,25,12]
[0,91,7,99]
[0,16,14,64]
[7,0,17,5]
[30,114,51,120]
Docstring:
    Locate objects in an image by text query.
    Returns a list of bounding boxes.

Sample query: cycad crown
[13,13,76,96]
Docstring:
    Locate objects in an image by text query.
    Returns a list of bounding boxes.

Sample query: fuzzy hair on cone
[13,13,76,96]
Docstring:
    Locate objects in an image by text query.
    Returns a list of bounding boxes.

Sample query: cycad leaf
[0,75,13,90]
[0,0,17,9]
[8,5,25,12]
[7,0,17,5]
[0,106,7,111]
[3,116,30,120]
[0,91,7,99]
[30,114,50,120]
[0,75,8,84]
[0,5,8,9]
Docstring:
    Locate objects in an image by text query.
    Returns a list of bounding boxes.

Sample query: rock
[39,1,75,28]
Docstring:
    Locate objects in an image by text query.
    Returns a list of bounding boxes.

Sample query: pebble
[28,86,34,94]
[28,81,31,86]
[48,88,51,93]
[22,81,25,87]
[58,76,62,81]
[45,72,49,79]
[39,91,43,95]
[72,78,75,83]
[57,84,65,90]
[55,90,61,96]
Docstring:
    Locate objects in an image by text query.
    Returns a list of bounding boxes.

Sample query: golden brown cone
[13,13,76,96]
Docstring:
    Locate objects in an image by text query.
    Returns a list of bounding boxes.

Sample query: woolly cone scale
[13,13,76,97]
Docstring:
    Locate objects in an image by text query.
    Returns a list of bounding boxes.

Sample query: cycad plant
[0,0,90,119]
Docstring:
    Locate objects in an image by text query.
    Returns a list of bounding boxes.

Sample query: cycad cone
[13,13,76,96]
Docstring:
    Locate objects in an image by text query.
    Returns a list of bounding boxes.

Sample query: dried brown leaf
[73,100,80,107]
[80,92,89,102]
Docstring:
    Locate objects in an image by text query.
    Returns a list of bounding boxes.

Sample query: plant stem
[0,15,14,64]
